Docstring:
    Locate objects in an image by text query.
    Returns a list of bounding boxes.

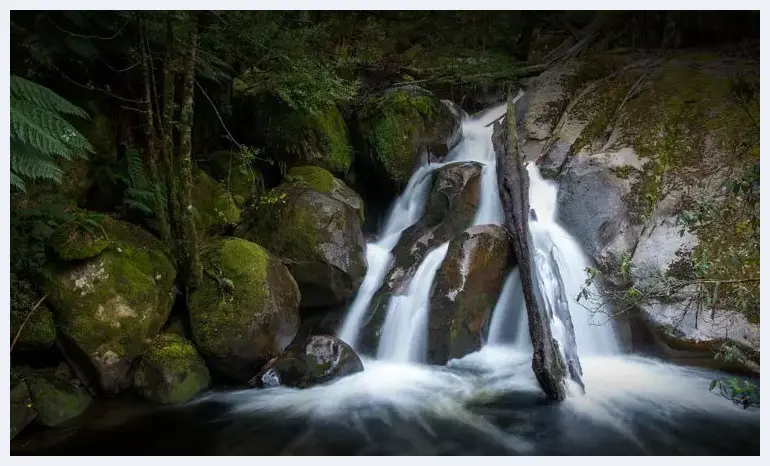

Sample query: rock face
[199,150,264,208]
[188,238,300,381]
[11,374,36,440]
[45,219,177,396]
[11,302,56,350]
[192,168,241,234]
[236,166,366,308]
[249,335,363,389]
[359,162,483,352]
[133,333,211,404]
[357,85,462,190]
[428,225,512,364]
[529,53,759,367]
[21,366,92,427]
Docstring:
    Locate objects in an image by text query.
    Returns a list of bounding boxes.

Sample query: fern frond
[196,48,232,83]
[10,75,90,119]
[125,148,150,189]
[11,98,93,159]
[10,173,26,193]
[123,199,155,216]
[10,144,64,183]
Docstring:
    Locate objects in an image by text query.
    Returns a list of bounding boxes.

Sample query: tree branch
[11,294,49,353]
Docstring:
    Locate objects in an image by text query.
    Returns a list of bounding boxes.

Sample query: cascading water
[47,100,758,456]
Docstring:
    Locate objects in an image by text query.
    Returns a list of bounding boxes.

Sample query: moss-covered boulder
[50,218,111,261]
[236,166,367,308]
[358,85,462,190]
[248,335,363,389]
[192,168,241,234]
[428,225,512,364]
[45,219,177,396]
[20,367,92,427]
[188,238,300,381]
[359,162,482,352]
[10,287,57,350]
[11,373,36,440]
[290,105,354,175]
[199,150,264,208]
[133,333,210,404]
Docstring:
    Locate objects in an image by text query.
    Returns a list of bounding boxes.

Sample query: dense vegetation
[10,10,760,432]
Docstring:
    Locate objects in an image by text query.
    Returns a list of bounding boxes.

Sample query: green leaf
[709,380,718,392]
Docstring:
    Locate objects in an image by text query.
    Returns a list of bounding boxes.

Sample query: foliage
[10,75,93,192]
[709,343,759,409]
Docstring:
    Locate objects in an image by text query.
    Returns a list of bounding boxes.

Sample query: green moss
[251,185,321,262]
[286,166,335,193]
[201,151,263,208]
[192,169,241,233]
[189,238,269,357]
[11,305,56,348]
[134,333,210,404]
[50,217,111,261]
[307,107,353,174]
[610,165,634,179]
[46,220,176,364]
[23,372,91,427]
[361,88,440,184]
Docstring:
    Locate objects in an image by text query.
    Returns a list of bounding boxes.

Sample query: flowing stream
[34,99,759,455]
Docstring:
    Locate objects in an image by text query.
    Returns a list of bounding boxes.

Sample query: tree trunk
[176,11,202,291]
[492,95,568,401]
[139,18,171,245]
[162,12,180,254]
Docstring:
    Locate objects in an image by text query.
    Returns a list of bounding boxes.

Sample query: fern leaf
[123,199,155,216]
[11,99,93,159]
[10,75,90,119]
[10,173,26,193]
[125,148,150,189]
[10,146,64,183]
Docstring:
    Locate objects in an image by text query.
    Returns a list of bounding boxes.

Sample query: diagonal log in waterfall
[492,95,581,401]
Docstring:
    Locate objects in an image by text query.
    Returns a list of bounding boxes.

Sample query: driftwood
[493,95,568,401]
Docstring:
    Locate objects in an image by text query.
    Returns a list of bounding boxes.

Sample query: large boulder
[536,53,759,365]
[236,166,366,308]
[357,85,462,190]
[20,366,92,427]
[199,150,264,208]
[248,335,363,389]
[45,219,177,396]
[188,238,300,381]
[359,162,482,352]
[192,168,241,234]
[132,333,211,404]
[11,373,36,440]
[427,225,512,364]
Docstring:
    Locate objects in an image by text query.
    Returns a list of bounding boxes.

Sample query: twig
[11,294,49,353]
[53,64,148,104]
[46,13,130,41]
[195,79,242,148]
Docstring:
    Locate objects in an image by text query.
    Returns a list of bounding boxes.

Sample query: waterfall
[338,99,517,358]
[376,242,450,362]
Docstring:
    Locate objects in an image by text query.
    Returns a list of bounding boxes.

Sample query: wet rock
[133,333,211,404]
[11,373,36,440]
[188,237,300,382]
[359,162,482,352]
[21,366,92,427]
[45,219,177,396]
[428,225,512,364]
[249,335,363,389]
[236,166,366,308]
[357,85,462,190]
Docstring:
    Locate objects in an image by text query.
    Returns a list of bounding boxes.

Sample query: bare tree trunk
[162,12,180,254]
[140,18,171,244]
[176,11,202,290]
[493,95,568,401]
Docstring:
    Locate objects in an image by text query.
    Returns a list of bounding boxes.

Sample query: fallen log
[492,95,568,401]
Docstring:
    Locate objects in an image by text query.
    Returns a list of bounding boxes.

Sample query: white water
[199,100,757,455]
[376,242,450,362]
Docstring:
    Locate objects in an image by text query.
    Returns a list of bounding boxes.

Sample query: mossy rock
[133,333,211,404]
[290,105,354,175]
[192,169,241,234]
[11,373,36,440]
[237,167,367,308]
[20,367,92,427]
[45,219,177,396]
[11,303,56,350]
[188,238,300,381]
[357,85,462,189]
[428,225,512,364]
[249,335,363,389]
[50,217,110,261]
[199,151,264,208]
